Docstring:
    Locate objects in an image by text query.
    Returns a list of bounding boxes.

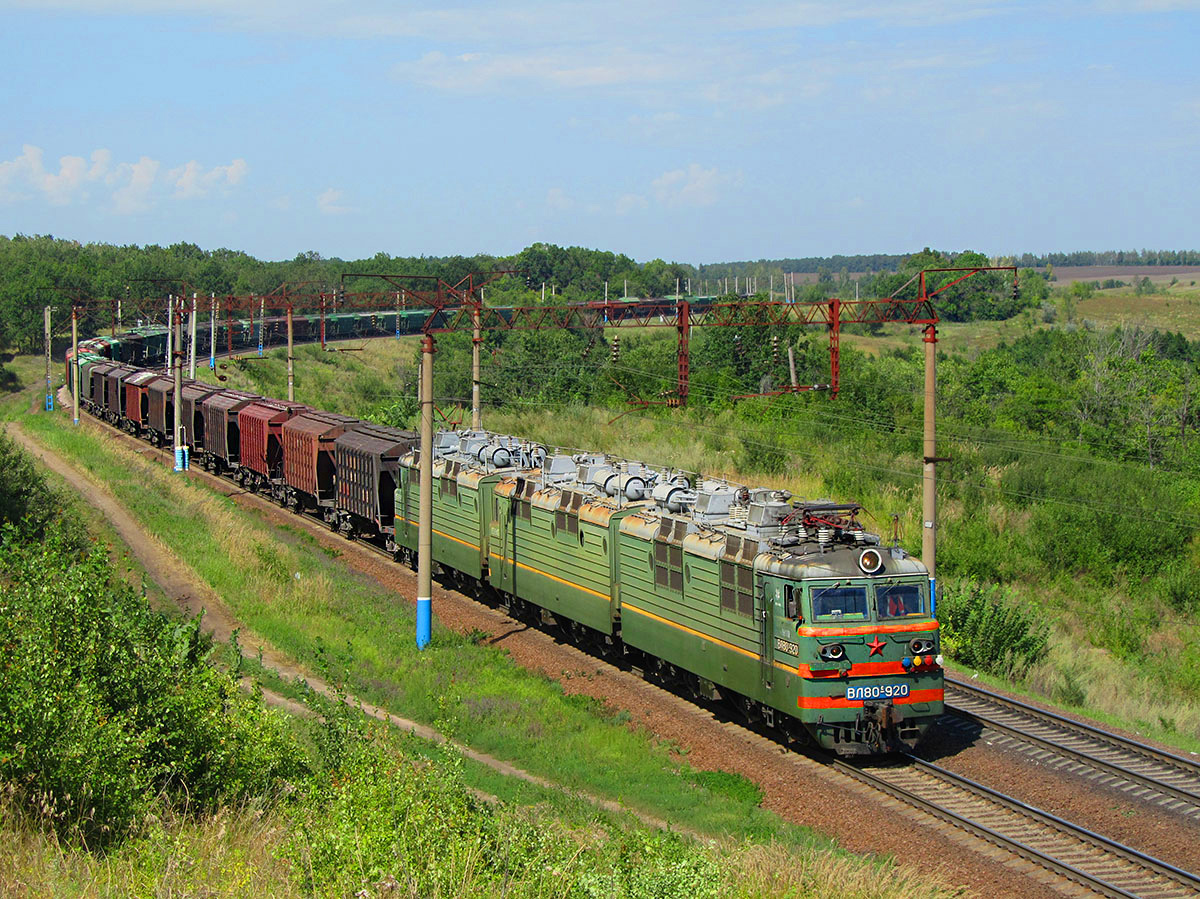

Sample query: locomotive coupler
[859,699,904,752]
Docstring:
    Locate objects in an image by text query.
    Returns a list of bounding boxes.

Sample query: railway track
[837,754,1200,898]
[944,675,1200,819]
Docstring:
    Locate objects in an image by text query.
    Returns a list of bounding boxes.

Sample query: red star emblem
[867,636,886,656]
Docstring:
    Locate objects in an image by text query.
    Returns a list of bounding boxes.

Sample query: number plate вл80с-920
[845,683,910,701]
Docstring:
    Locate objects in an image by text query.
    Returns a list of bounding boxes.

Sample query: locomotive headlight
[909,638,935,656]
[935,654,944,667]
[818,643,846,662]
[858,548,884,574]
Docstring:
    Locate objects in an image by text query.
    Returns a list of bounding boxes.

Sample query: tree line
[0,235,1049,358]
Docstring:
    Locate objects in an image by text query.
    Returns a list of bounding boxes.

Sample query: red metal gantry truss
[94,265,1015,405]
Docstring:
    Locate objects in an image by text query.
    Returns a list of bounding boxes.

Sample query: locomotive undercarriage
[817,701,926,755]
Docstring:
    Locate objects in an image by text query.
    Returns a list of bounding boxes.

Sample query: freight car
[69,325,942,756]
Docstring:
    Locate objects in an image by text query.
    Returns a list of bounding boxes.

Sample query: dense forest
[0,234,1046,359]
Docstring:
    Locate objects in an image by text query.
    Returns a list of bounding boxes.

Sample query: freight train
[66,320,943,755]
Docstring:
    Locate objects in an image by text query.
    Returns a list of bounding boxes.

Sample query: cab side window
[784,585,798,619]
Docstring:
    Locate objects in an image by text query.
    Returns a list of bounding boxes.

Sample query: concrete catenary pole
[71,306,79,424]
[787,345,798,390]
[165,296,173,375]
[471,303,482,430]
[922,325,938,580]
[286,302,295,402]
[258,295,265,356]
[173,296,185,472]
[43,305,54,412]
[210,295,217,370]
[416,333,435,649]
[188,293,198,380]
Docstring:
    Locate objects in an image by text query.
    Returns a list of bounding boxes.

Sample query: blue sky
[1,1,1197,263]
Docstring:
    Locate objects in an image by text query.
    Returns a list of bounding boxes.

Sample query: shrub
[0,530,308,847]
[290,729,723,899]
[0,431,86,550]
[937,579,1049,677]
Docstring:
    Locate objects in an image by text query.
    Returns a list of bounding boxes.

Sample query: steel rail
[945,675,1200,810]
[946,675,1200,773]
[835,754,1200,898]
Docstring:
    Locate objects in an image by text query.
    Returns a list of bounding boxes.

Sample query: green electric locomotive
[398,431,942,755]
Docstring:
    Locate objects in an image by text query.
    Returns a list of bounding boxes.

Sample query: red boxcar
[280,411,362,514]
[236,400,311,492]
[123,370,169,434]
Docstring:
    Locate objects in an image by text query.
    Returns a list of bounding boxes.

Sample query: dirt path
[16,405,1059,897]
[6,420,672,833]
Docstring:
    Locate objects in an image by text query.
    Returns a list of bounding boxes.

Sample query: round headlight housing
[909,637,935,655]
[858,548,883,574]
[818,643,846,662]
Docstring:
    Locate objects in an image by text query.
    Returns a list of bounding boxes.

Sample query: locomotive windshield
[812,584,868,621]
[876,581,926,619]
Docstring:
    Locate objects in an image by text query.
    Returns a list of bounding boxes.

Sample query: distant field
[1044,265,1200,286]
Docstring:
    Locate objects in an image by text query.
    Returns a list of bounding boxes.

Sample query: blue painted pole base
[416,596,431,649]
[174,447,184,472]
[45,394,54,411]
[182,446,190,470]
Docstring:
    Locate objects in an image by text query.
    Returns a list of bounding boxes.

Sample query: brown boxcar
[88,362,119,411]
[237,400,311,490]
[179,382,222,450]
[104,365,140,422]
[199,389,261,472]
[123,370,167,433]
[281,412,362,513]
[333,424,417,540]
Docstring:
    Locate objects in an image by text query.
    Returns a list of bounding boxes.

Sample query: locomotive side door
[758,575,775,690]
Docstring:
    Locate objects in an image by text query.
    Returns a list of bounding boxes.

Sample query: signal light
[819,643,846,662]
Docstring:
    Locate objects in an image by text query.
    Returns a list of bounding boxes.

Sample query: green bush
[290,728,722,899]
[0,431,86,550]
[0,530,308,847]
[937,579,1049,677]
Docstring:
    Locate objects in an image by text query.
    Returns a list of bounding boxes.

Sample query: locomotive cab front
[767,544,943,755]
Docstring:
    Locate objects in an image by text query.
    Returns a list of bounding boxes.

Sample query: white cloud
[111,156,161,214]
[317,187,351,215]
[614,193,648,214]
[0,143,248,213]
[168,157,248,198]
[651,163,738,208]
[545,187,572,211]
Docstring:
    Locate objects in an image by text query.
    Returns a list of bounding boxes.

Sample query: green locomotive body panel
[489,478,623,635]
[397,457,505,579]
[617,513,764,699]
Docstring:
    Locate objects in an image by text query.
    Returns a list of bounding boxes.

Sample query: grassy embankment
[204,316,1200,753]
[0,369,952,898]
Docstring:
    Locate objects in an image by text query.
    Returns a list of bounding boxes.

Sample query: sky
[1,1,1198,264]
